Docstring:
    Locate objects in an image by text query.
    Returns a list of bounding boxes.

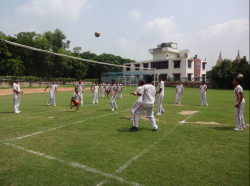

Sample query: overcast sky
[0,0,249,70]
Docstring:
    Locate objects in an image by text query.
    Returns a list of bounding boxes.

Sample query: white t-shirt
[176,84,183,93]
[49,84,57,93]
[110,84,117,97]
[135,86,143,102]
[75,82,85,93]
[139,84,156,108]
[99,83,105,91]
[200,84,207,94]
[13,83,21,97]
[92,84,99,93]
[158,80,164,96]
[117,84,123,92]
[72,92,80,101]
[234,85,245,104]
[105,83,110,91]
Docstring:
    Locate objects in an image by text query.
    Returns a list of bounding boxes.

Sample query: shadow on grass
[117,127,153,132]
[211,127,235,130]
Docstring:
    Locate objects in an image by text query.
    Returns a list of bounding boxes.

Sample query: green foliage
[207,57,249,89]
[0,30,135,79]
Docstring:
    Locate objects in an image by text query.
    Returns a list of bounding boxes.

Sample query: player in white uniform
[233,77,245,131]
[110,79,118,111]
[130,80,144,117]
[44,80,57,106]
[130,76,158,131]
[99,81,105,98]
[75,79,85,106]
[200,81,208,106]
[155,75,165,115]
[175,81,184,104]
[91,81,99,104]
[105,81,110,98]
[70,88,81,112]
[117,81,123,99]
[13,77,23,113]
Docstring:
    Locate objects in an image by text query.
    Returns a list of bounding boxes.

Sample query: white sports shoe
[206,104,208,106]
[54,105,56,106]
[115,107,118,110]
[18,111,21,113]
[156,113,161,115]
[234,128,242,131]
[111,109,114,111]
[47,104,49,106]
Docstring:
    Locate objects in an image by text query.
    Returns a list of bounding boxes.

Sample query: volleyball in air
[95,32,100,37]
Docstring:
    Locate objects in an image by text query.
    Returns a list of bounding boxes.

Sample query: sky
[0,0,249,71]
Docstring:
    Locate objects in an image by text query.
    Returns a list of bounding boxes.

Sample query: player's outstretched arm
[44,85,49,91]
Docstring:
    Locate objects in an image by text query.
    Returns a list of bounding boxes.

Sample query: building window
[135,75,140,79]
[188,61,192,68]
[196,62,200,69]
[202,75,206,81]
[188,74,192,81]
[143,63,148,69]
[151,61,168,69]
[160,74,167,81]
[135,64,140,71]
[174,74,180,81]
[126,66,130,71]
[174,61,180,68]
[195,75,199,81]
[184,53,188,57]
[202,63,206,70]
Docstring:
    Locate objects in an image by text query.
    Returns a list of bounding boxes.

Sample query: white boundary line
[1,102,107,120]
[6,109,130,142]
[96,108,201,185]
[4,142,143,186]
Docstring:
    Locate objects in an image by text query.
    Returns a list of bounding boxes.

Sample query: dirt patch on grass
[0,87,90,95]
[180,121,221,125]
[246,124,250,126]
[178,110,199,115]
[49,117,54,119]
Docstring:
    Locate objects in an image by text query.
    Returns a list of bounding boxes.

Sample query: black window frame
[174,61,181,68]
[151,61,169,69]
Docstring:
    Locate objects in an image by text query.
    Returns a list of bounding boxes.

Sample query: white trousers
[100,89,104,98]
[13,96,20,113]
[118,91,122,99]
[79,92,83,106]
[200,93,208,105]
[235,100,245,129]
[133,103,158,129]
[47,92,56,106]
[92,92,98,103]
[175,93,182,104]
[110,96,117,110]
[131,101,142,115]
[157,95,165,113]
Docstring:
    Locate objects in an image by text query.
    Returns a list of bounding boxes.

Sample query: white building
[124,42,207,81]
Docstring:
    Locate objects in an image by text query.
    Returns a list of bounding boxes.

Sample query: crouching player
[70,88,81,112]
[130,76,158,131]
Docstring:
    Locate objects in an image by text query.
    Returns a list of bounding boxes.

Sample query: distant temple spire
[216,51,223,66]
[235,49,241,62]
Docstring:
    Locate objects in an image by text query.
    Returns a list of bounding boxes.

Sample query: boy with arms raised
[175,81,183,104]
[110,79,118,111]
[130,76,158,131]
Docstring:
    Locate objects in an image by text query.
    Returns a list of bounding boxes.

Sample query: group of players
[12,75,245,131]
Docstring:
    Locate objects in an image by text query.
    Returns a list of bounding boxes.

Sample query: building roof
[216,51,223,66]
[235,50,241,62]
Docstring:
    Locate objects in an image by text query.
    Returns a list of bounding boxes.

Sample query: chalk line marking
[116,108,201,175]
[4,142,143,186]
[95,108,201,185]
[1,102,106,120]
[6,109,130,142]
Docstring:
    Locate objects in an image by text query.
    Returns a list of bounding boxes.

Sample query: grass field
[0,87,249,186]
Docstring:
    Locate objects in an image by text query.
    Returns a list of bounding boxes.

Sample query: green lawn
[0,87,249,186]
